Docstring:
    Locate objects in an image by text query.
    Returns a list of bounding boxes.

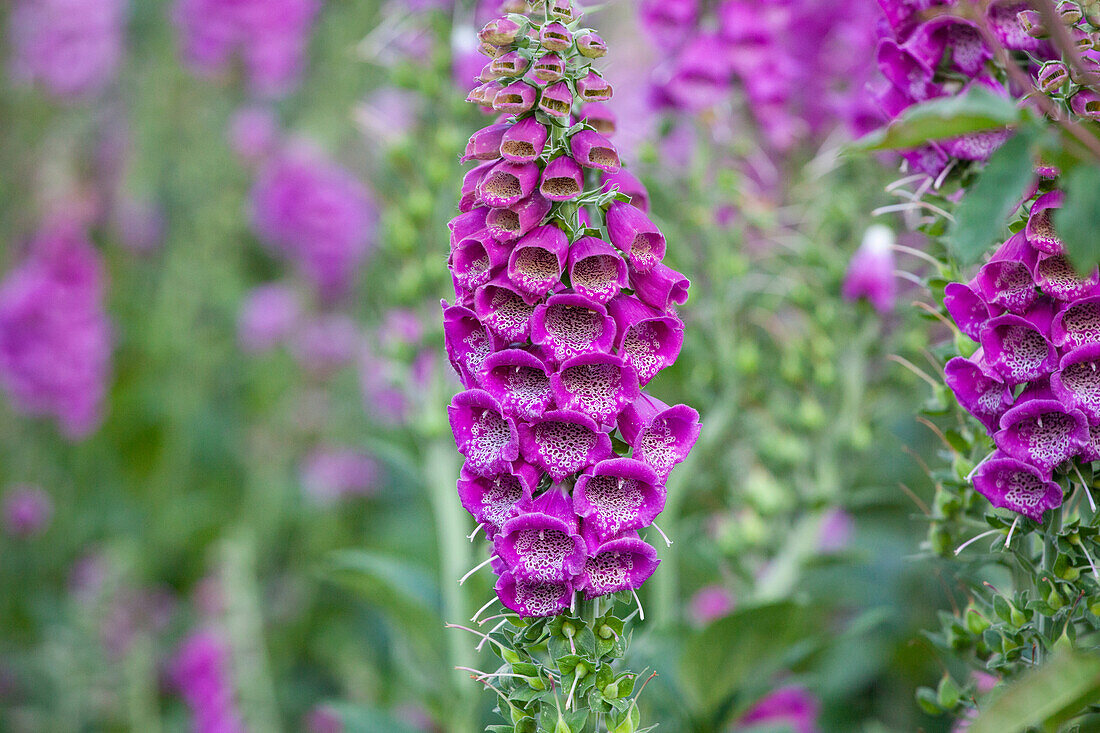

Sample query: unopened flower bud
[501,116,548,162]
[538,81,573,116]
[479,17,522,46]
[532,52,565,82]
[1018,9,1046,35]
[479,61,503,83]
[576,70,613,102]
[1038,61,1069,93]
[1057,0,1083,23]
[493,80,538,114]
[1071,89,1100,119]
[548,0,575,22]
[576,32,608,58]
[491,51,530,77]
[467,80,503,106]
[540,21,572,52]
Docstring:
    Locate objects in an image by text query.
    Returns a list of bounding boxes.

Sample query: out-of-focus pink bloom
[842,224,897,314]
[172,0,320,97]
[300,446,381,505]
[290,313,361,373]
[9,0,127,100]
[737,686,820,733]
[169,630,246,733]
[452,47,485,92]
[688,585,735,625]
[305,705,343,733]
[380,308,424,347]
[113,195,165,253]
[237,283,302,353]
[0,220,113,439]
[354,87,423,149]
[817,507,854,552]
[250,146,377,300]
[229,105,281,163]
[2,484,53,538]
[359,345,411,424]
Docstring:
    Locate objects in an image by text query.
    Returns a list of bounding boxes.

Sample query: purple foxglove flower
[1051,343,1100,422]
[986,0,1050,53]
[1033,253,1100,302]
[450,209,490,253]
[738,687,820,733]
[300,446,381,506]
[551,352,640,424]
[169,630,247,733]
[972,454,1063,522]
[567,237,628,305]
[437,308,499,383]
[238,283,301,353]
[1052,296,1100,350]
[876,39,938,102]
[518,409,614,480]
[976,233,1039,314]
[688,585,735,625]
[941,127,1012,162]
[480,348,554,420]
[943,281,993,342]
[1038,61,1070,93]
[10,0,126,100]
[577,534,659,599]
[474,274,538,342]
[496,489,587,582]
[980,305,1058,385]
[477,160,541,208]
[601,169,649,213]
[576,71,613,103]
[944,353,1012,432]
[664,35,731,111]
[532,52,565,82]
[630,262,690,313]
[500,117,548,162]
[495,570,572,617]
[531,294,617,363]
[491,50,530,77]
[818,507,855,552]
[1026,190,1065,254]
[573,458,664,540]
[1071,90,1100,120]
[493,80,538,114]
[478,41,506,60]
[479,17,522,46]
[290,314,361,374]
[459,162,494,212]
[607,295,684,385]
[507,224,569,298]
[539,155,584,201]
[548,0,575,22]
[467,80,503,106]
[905,16,990,76]
[538,81,573,117]
[569,130,620,173]
[479,60,504,83]
[994,395,1088,474]
[457,462,540,536]
[606,201,666,274]
[1080,424,1100,462]
[618,395,701,479]
[539,21,572,52]
[2,484,53,538]
[842,225,897,314]
[228,105,280,163]
[576,32,607,59]
[452,228,510,291]
[579,103,617,137]
[462,122,508,162]
[486,192,552,242]
[448,389,520,477]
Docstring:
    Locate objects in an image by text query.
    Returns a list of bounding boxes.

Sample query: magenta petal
[1033,253,1100,302]
[531,294,616,364]
[976,233,1039,314]
[1052,296,1100,350]
[569,130,620,173]
[474,274,538,342]
[944,281,993,341]
[606,201,666,274]
[500,117,548,163]
[574,458,665,541]
[578,536,659,599]
[994,397,1087,474]
[486,192,552,243]
[478,160,540,208]
[456,463,539,536]
[1026,189,1065,255]
[601,169,649,212]
[607,295,684,385]
[495,570,572,618]
[551,352,640,424]
[480,348,555,420]
[1051,342,1100,422]
[539,156,584,201]
[944,353,1012,432]
[495,509,587,583]
[568,237,628,305]
[448,389,520,477]
[618,395,701,479]
[506,224,569,298]
[979,311,1058,385]
[630,262,690,312]
[972,455,1064,522]
[518,409,614,481]
[443,303,502,388]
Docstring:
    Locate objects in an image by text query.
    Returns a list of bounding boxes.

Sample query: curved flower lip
[570,130,620,173]
[518,409,614,481]
[550,351,640,424]
[539,21,572,52]
[474,274,538,342]
[531,52,565,83]
[538,81,573,117]
[459,162,494,213]
[943,354,1012,432]
[442,302,501,388]
[979,308,1058,385]
[448,389,520,477]
[479,16,522,46]
[577,536,659,599]
[461,123,507,162]
[531,293,617,363]
[943,281,993,341]
[606,201,666,274]
[449,208,490,248]
[500,117,548,162]
[576,32,608,59]
[507,224,569,299]
[976,233,1039,315]
[539,155,584,201]
[478,160,540,208]
[576,70,613,103]
[574,457,665,541]
[567,237,628,305]
[876,38,938,101]
[972,454,1064,522]
[467,80,503,106]
[1051,295,1100,349]
[904,15,990,76]
[452,229,510,291]
[495,570,573,618]
[601,169,649,213]
[1081,424,1100,462]
[1051,342,1100,422]
[480,348,555,420]
[486,192,552,243]
[618,395,701,479]
[630,262,690,312]
[494,509,587,582]
[579,102,616,137]
[1026,189,1065,254]
[994,397,1088,474]
[457,461,540,534]
[1033,252,1100,302]
[1072,89,1100,120]
[607,295,684,386]
[491,50,530,78]
[492,80,537,114]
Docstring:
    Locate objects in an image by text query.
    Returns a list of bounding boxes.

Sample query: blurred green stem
[1037,505,1062,662]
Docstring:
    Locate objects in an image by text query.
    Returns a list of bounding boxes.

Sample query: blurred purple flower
[9,0,127,100]
[300,446,381,505]
[817,507,854,552]
[290,313,361,374]
[842,224,897,314]
[0,220,113,439]
[737,686,820,733]
[172,0,321,97]
[688,585,735,625]
[250,146,377,300]
[169,630,246,733]
[229,105,281,163]
[380,308,424,347]
[305,705,343,733]
[112,195,165,253]
[237,283,302,353]
[355,87,423,149]
[2,484,53,538]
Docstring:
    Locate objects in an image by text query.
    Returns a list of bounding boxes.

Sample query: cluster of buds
[445,0,700,619]
[637,0,883,148]
[943,178,1100,522]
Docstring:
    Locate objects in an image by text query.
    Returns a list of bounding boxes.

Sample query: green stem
[1038,505,1063,661]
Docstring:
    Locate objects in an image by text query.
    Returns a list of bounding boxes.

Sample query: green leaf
[1056,165,1100,272]
[853,86,1025,151]
[971,650,1100,733]
[323,549,442,634]
[949,130,1038,265]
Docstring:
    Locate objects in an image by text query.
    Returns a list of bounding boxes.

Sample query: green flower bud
[937,675,961,709]
[1009,603,1026,628]
[562,621,576,638]
[603,681,620,698]
[574,662,588,679]
[598,624,614,639]
[965,607,991,635]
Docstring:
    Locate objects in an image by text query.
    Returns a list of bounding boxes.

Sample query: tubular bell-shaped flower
[474,274,538,342]
[568,237,629,305]
[495,570,572,617]
[1051,344,1100,422]
[972,455,1064,522]
[531,293,616,363]
[519,410,613,481]
[618,396,701,479]
[606,201,666,273]
[944,353,1013,432]
[979,304,1058,385]
[443,303,501,387]
[1052,296,1100,350]
[577,533,659,599]
[608,296,684,385]
[574,458,665,541]
[975,233,1040,315]
[943,281,993,342]
[457,463,540,537]
[551,352,640,424]
[993,394,1088,475]
[480,348,555,420]
[507,225,569,298]
[448,389,520,477]
[495,486,587,582]
[1026,190,1065,254]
